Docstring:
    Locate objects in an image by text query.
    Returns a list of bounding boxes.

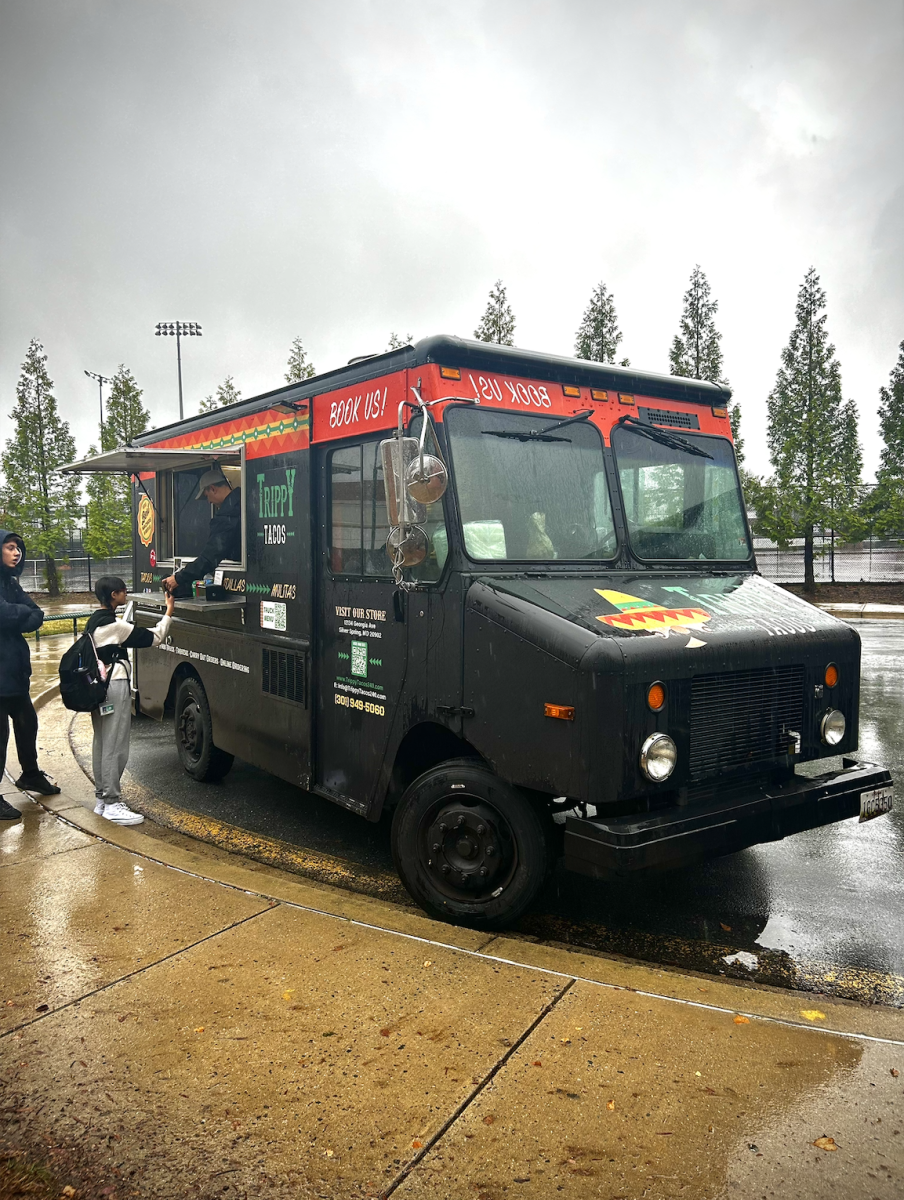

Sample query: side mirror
[386,525,428,567]
[406,454,447,505]
[380,438,426,526]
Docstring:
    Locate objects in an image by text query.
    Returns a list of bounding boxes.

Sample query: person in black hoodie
[0,529,61,820]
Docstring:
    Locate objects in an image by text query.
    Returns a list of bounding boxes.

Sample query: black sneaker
[15,771,62,796]
[0,796,22,820]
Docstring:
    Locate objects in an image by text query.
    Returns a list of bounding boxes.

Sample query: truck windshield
[611,422,751,562]
[444,406,616,561]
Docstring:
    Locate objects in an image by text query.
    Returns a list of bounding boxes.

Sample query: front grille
[639,406,700,430]
[689,665,804,779]
[262,648,306,705]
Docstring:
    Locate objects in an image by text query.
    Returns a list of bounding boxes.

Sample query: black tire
[391,760,551,929]
[174,677,234,782]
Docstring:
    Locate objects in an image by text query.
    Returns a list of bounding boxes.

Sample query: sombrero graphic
[595,589,711,636]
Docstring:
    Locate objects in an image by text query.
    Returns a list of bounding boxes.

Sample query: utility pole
[155,322,202,420]
[84,369,113,428]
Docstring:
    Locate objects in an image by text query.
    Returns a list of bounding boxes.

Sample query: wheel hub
[426,801,507,892]
[179,703,201,759]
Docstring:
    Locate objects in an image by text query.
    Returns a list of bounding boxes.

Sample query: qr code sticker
[350,639,368,678]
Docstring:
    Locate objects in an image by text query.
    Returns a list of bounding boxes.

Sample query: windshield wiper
[616,414,713,459]
[482,409,593,443]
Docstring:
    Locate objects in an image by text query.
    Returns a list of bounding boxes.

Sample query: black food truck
[64,336,893,928]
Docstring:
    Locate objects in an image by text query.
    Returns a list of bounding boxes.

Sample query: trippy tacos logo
[137,493,155,547]
[595,589,711,636]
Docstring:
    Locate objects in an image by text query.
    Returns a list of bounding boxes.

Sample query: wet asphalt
[105,621,904,1005]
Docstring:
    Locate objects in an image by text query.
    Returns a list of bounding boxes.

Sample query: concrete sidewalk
[1,697,903,1198]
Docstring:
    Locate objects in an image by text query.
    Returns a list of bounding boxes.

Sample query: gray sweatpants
[91,679,131,802]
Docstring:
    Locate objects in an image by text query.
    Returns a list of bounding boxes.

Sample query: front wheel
[174,677,234,782]
[391,761,551,928]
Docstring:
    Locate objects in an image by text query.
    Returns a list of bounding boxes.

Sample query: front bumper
[563,761,893,881]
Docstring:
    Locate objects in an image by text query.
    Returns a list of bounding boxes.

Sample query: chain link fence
[20,554,132,595]
[755,538,904,584]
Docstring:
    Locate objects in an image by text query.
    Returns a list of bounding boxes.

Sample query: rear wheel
[175,677,234,782]
[391,760,550,928]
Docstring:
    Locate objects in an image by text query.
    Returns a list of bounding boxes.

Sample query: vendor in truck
[162,467,242,596]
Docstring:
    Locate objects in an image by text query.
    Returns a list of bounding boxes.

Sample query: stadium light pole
[84,369,113,428]
[155,321,202,420]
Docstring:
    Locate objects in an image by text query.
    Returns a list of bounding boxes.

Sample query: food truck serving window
[161,462,245,569]
[445,406,617,562]
[611,424,751,562]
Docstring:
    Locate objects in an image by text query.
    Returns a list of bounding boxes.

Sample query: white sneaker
[93,800,105,815]
[101,802,145,826]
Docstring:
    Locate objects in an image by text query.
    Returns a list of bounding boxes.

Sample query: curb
[819,603,904,620]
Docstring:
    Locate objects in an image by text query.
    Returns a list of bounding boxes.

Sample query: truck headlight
[639,733,677,782]
[821,709,846,746]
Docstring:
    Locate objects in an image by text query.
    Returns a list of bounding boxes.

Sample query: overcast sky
[1,0,902,482]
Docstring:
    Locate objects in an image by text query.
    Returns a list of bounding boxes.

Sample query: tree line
[2,277,902,594]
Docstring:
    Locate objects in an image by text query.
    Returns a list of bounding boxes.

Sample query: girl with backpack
[87,576,174,825]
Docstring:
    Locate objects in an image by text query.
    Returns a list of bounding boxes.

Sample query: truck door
[314,436,408,814]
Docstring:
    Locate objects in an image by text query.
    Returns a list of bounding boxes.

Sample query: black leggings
[0,694,39,780]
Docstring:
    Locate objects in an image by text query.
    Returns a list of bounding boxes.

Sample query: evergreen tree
[474,280,515,346]
[85,365,150,559]
[285,336,316,384]
[199,376,242,413]
[0,339,80,596]
[760,267,857,588]
[869,341,904,536]
[669,265,742,461]
[386,332,414,351]
[574,282,625,364]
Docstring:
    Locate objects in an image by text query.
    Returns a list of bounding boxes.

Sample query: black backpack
[59,631,110,712]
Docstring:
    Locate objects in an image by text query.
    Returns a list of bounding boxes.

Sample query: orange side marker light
[544,703,575,721]
[825,663,838,688]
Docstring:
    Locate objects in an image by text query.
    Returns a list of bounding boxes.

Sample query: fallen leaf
[800,1010,826,1022]
[561,1037,571,1044]
[891,1069,900,1078]
[532,1060,542,1067]
[380,1029,390,1037]
[35,1004,49,1012]
[282,990,295,1001]
[813,1136,838,1151]
[325,1149,334,1158]
[62,1188,77,1198]
[483,1115,495,1125]
[332,945,345,952]
[695,1071,702,1077]
[423,960,433,968]
[412,1139,423,1149]
[606,1100,615,1111]
[194,1027,205,1033]
[720,922,732,931]
[733,1015,750,1025]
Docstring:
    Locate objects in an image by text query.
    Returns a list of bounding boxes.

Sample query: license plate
[859,786,894,822]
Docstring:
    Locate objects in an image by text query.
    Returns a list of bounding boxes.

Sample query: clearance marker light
[591,389,609,402]
[712,406,728,418]
[544,703,575,721]
[647,682,666,712]
[562,384,581,398]
[440,366,461,380]
[618,394,635,406]
[825,663,839,688]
